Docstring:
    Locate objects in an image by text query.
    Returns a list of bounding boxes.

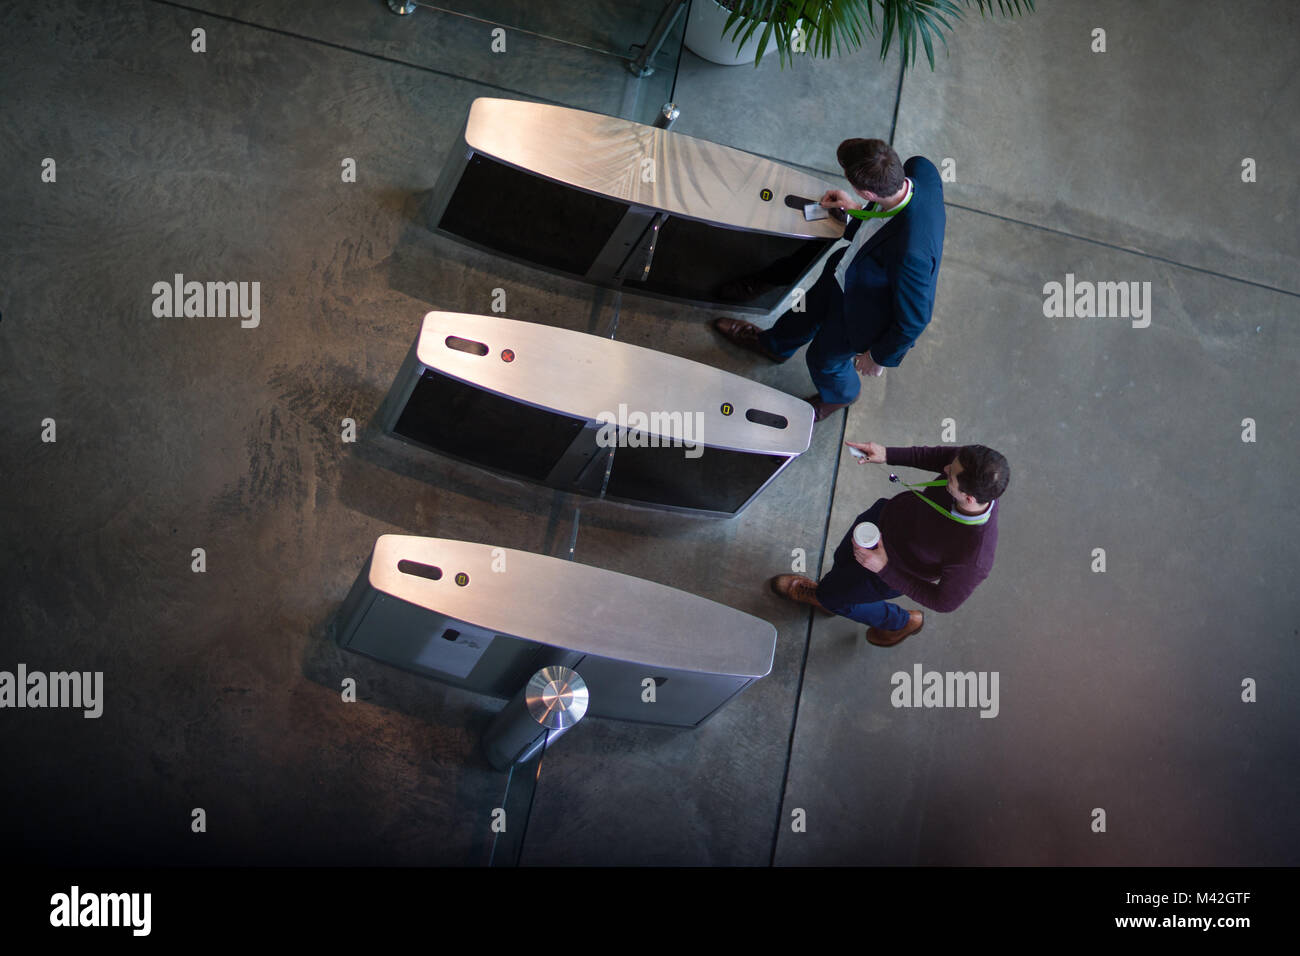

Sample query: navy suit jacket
[836,155,945,367]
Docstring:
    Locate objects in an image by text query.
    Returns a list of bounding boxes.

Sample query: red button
[501,349,515,363]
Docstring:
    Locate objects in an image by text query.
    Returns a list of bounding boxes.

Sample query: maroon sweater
[876,446,999,613]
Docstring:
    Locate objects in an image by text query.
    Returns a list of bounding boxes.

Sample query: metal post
[483,666,589,771]
[653,102,681,130]
[627,0,690,77]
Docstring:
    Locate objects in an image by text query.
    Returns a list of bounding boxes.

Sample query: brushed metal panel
[464,97,844,240]
[369,535,777,679]
[575,655,749,727]
[414,311,813,456]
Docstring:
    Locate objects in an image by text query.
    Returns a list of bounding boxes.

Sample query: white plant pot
[684,0,766,66]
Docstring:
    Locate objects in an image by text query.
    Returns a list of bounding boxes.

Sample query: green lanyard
[889,477,989,527]
[846,182,913,221]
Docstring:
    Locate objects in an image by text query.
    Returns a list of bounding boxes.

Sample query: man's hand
[852,538,889,573]
[854,352,885,377]
[821,188,860,211]
[845,441,886,464]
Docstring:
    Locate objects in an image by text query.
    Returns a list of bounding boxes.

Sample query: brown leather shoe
[865,610,925,647]
[806,395,850,422]
[769,574,831,615]
[713,317,787,363]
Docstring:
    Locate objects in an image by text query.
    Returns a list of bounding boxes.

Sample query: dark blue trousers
[815,498,912,630]
[757,260,862,406]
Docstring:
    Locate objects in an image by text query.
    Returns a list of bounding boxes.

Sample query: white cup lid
[853,521,880,548]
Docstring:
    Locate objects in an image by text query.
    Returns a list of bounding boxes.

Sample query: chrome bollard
[654,102,680,130]
[483,666,589,771]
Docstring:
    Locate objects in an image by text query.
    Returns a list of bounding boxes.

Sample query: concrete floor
[1,0,1296,867]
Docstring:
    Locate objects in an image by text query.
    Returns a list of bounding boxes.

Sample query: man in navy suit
[715,139,945,422]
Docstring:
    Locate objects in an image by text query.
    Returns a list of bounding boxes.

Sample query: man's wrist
[876,559,899,585]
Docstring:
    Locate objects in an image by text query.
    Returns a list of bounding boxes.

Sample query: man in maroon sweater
[771,443,1008,646]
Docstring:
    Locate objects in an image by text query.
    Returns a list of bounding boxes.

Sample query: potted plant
[685,0,799,66]
[685,0,1034,69]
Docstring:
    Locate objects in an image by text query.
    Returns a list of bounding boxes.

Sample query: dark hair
[956,445,1009,503]
[836,138,905,197]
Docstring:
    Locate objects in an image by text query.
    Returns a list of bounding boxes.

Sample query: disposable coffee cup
[853,521,880,550]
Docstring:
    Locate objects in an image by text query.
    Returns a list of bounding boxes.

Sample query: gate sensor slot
[445,336,489,356]
[745,408,788,429]
[397,560,443,581]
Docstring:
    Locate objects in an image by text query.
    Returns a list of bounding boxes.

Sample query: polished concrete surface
[1,0,1296,866]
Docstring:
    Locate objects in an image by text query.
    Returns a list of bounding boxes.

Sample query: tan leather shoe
[769,575,831,615]
[713,317,787,363]
[865,610,925,647]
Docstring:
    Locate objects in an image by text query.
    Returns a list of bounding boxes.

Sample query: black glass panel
[439,154,630,276]
[393,369,587,482]
[604,440,788,514]
[641,216,834,310]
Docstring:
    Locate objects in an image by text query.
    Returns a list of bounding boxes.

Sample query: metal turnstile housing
[336,535,777,728]
[428,97,844,313]
[379,311,814,517]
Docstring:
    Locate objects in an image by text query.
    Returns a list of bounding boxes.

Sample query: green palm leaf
[715,0,1034,71]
